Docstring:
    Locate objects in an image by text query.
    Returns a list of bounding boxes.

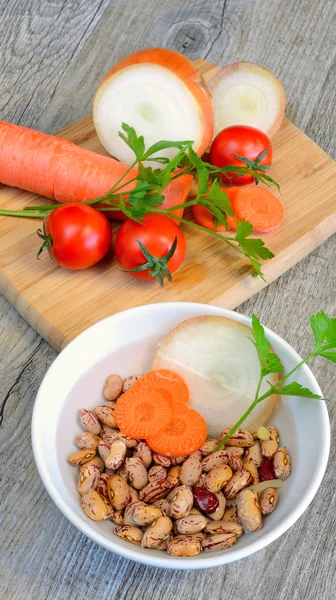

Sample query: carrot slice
[114,387,173,439]
[130,369,189,405]
[232,186,284,232]
[192,186,240,232]
[146,402,207,457]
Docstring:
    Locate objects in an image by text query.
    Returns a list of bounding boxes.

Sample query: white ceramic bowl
[32,303,330,570]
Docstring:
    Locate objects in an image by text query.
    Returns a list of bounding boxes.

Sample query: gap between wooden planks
[0,59,335,352]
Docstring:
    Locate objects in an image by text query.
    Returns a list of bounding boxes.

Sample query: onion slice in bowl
[93,48,214,165]
[207,61,286,139]
[153,316,280,437]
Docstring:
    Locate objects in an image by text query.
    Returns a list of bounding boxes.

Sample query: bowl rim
[32,302,330,570]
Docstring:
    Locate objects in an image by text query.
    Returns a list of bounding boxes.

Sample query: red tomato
[41,203,112,270]
[209,125,272,185]
[115,214,186,283]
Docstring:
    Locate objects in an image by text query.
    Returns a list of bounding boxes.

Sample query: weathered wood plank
[0,1,335,599]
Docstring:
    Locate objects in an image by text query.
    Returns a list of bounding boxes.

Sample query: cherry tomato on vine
[209,125,273,185]
[115,214,186,285]
[37,203,112,270]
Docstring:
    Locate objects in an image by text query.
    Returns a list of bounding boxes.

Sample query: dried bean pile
[68,373,291,557]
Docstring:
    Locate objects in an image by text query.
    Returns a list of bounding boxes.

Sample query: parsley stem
[214,398,260,452]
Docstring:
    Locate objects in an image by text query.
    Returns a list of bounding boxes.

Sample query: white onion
[94,64,203,166]
[153,316,279,437]
[207,61,286,139]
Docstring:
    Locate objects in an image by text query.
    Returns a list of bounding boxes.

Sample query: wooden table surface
[1,1,335,598]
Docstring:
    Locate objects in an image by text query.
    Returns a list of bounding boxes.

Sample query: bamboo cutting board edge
[0,59,335,352]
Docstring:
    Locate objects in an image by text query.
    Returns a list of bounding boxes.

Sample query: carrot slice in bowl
[146,402,207,457]
[114,387,173,439]
[232,186,284,233]
[130,369,190,405]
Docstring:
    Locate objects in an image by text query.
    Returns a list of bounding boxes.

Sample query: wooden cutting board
[1,59,335,352]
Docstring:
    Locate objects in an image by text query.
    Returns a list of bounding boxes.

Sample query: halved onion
[207,61,286,139]
[93,48,214,165]
[153,316,280,437]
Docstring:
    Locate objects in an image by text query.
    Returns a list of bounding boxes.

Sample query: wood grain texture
[0,1,335,599]
[1,59,335,351]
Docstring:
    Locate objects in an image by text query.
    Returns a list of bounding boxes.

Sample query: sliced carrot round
[130,369,189,405]
[146,402,207,457]
[233,186,284,232]
[114,387,173,439]
[192,186,240,232]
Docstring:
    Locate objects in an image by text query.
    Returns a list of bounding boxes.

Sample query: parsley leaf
[319,350,336,364]
[119,123,145,161]
[143,139,192,160]
[251,315,284,376]
[206,180,234,216]
[187,147,209,195]
[268,381,323,400]
[310,311,336,351]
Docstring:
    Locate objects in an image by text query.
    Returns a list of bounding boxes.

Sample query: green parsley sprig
[1,123,280,279]
[215,310,336,450]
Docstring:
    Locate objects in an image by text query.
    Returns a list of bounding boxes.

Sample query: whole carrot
[0,121,137,204]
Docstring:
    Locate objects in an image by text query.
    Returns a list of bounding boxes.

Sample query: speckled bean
[236,489,263,532]
[107,474,131,511]
[152,498,171,516]
[115,525,143,545]
[201,450,230,473]
[123,375,142,393]
[77,463,100,496]
[83,455,105,472]
[125,456,148,490]
[261,425,279,458]
[180,456,202,487]
[132,503,163,526]
[93,404,116,428]
[97,439,110,461]
[167,536,201,557]
[75,432,101,450]
[81,490,111,521]
[245,441,263,467]
[169,485,193,519]
[96,473,109,498]
[79,409,101,434]
[243,459,260,485]
[223,504,238,523]
[153,453,172,468]
[116,432,138,448]
[207,491,226,521]
[204,465,233,493]
[142,516,173,549]
[224,468,251,499]
[68,448,96,466]
[139,479,172,503]
[220,428,254,447]
[105,439,127,470]
[205,520,244,537]
[202,532,238,551]
[167,466,181,488]
[175,514,208,535]
[258,487,279,515]
[100,425,119,446]
[170,456,187,465]
[134,442,152,469]
[273,447,291,479]
[148,465,167,482]
[200,439,219,456]
[103,374,123,401]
